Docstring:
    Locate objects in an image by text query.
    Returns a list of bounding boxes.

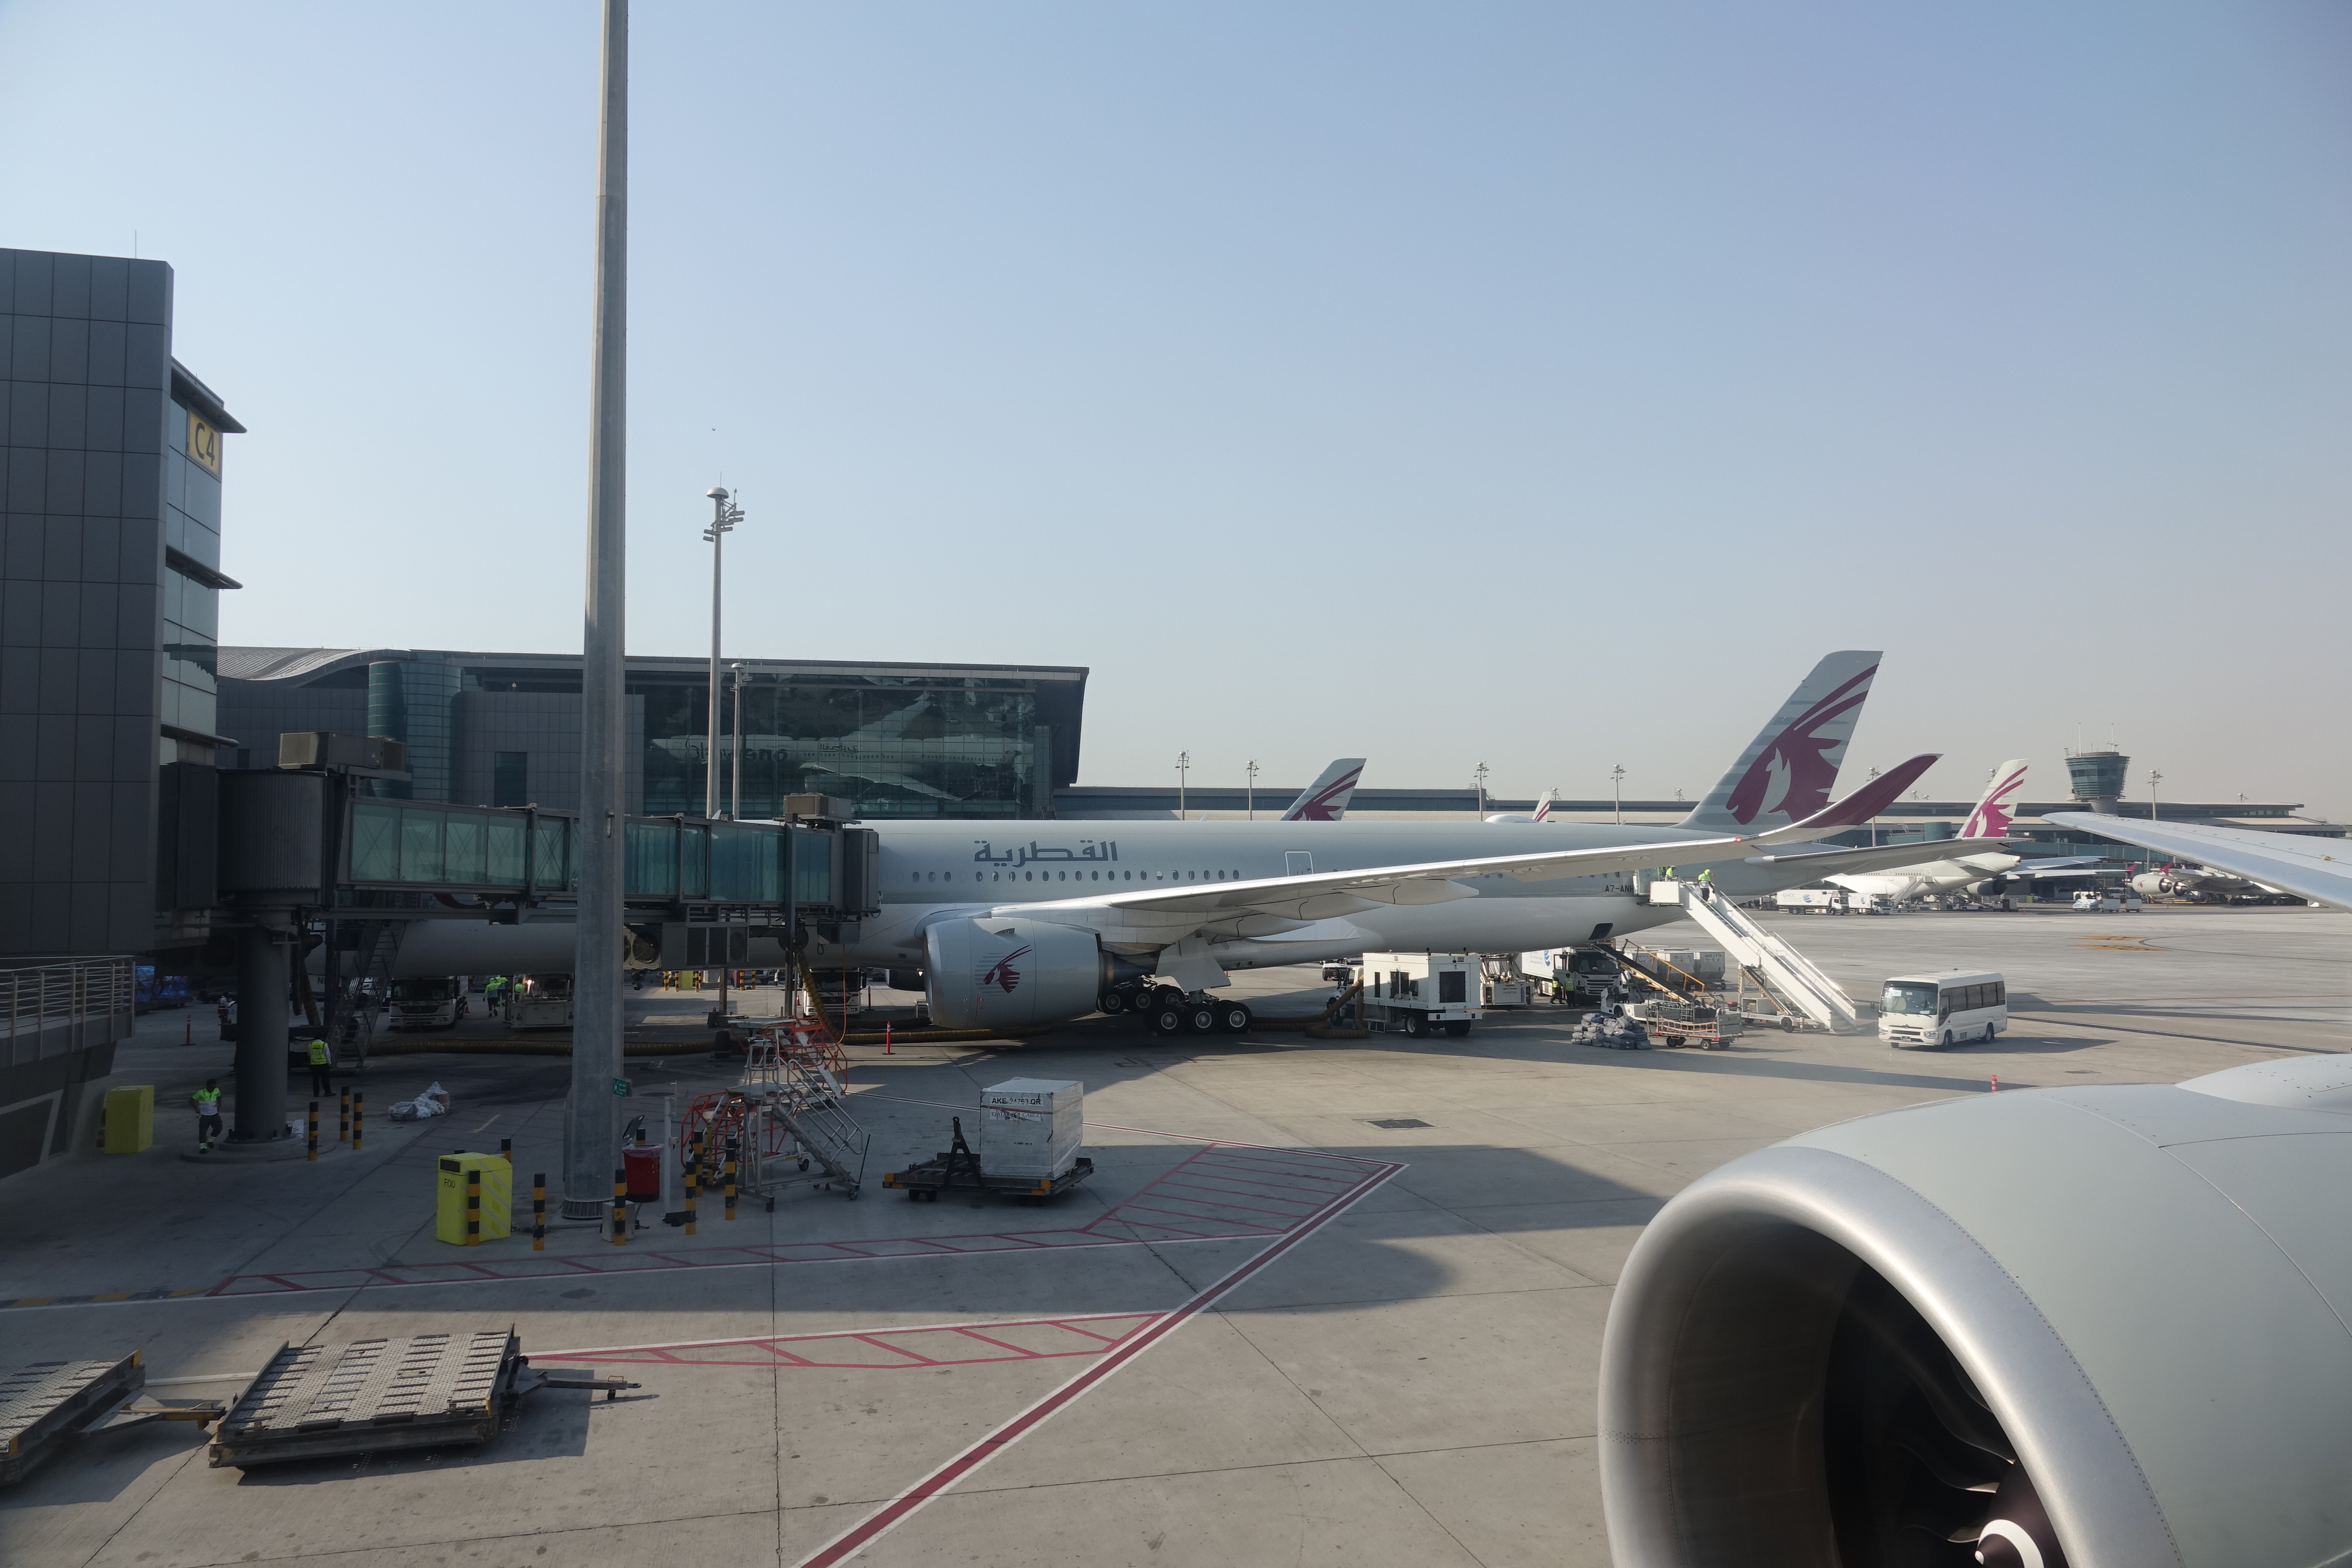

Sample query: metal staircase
[1649,881,1868,1033]
[730,1024,871,1201]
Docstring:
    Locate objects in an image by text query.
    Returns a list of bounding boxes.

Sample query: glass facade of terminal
[625,670,1041,820]
[221,652,1081,822]
[160,389,223,745]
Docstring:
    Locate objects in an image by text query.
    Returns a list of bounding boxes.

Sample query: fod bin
[434,1153,512,1244]
[622,1143,662,1205]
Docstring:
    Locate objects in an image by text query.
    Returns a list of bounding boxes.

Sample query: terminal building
[1,246,239,1174]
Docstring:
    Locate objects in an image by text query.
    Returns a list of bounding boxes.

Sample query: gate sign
[610,1077,630,1098]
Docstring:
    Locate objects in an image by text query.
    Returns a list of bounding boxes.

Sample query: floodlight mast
[704,486,742,818]
[567,0,629,1220]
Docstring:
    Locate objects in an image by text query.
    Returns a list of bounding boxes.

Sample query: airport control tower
[2066,746,2130,815]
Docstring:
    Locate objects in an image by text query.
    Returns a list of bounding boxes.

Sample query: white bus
[1879,970,2007,1049]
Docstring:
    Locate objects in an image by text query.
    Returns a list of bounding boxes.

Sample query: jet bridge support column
[232,918,293,1142]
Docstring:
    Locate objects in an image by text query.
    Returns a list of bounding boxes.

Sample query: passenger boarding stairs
[1648,881,1867,1034]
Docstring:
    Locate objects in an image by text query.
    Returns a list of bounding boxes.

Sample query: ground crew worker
[191,1079,224,1152]
[306,1036,333,1096]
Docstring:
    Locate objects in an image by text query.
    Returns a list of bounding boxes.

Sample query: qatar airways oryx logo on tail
[979,945,1033,995]
[1963,761,2029,840]
[1726,667,1877,826]
[1284,766,1362,823]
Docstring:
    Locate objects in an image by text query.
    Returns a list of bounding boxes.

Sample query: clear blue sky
[5,2,2348,812]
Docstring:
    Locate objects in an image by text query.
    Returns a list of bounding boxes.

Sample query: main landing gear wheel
[1098,989,1128,1015]
[1215,1002,1253,1034]
[1183,1002,1218,1035]
[1151,1004,1186,1036]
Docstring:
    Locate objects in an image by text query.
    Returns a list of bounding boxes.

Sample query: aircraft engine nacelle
[924,917,1110,1031]
[2129,871,2171,897]
[1598,1055,2352,1568]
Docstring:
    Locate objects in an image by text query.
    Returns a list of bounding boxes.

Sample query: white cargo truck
[979,1079,1085,1181]
[1775,888,1851,914]
[1362,952,1481,1039]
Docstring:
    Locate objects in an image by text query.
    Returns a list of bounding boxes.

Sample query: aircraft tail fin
[1281,759,1366,822]
[1962,759,2030,840]
[1531,789,1558,823]
[1678,651,1882,834]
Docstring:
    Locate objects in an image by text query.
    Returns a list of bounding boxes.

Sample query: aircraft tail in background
[1677,651,1881,834]
[1962,759,2030,840]
[1281,759,1365,822]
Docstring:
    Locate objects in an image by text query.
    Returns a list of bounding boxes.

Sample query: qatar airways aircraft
[818,652,2010,1030]
[1822,760,2102,905]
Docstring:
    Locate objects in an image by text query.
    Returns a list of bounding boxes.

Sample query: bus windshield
[391,978,459,1002]
[1881,981,1939,1016]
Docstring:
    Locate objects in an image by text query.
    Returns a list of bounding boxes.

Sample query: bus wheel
[1941,1031,1955,1049]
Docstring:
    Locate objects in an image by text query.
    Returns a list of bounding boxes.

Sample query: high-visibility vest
[192,1088,221,1114]
[308,1039,331,1065]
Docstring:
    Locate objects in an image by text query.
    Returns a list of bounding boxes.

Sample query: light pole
[1610,764,1625,825]
[1867,766,1880,846]
[1246,759,1258,822]
[702,486,741,818]
[1474,762,1489,817]
[2149,769,2163,823]
[567,0,629,1220]
[728,662,745,819]
[1176,751,1189,821]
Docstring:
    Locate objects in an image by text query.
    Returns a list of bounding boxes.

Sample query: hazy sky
[5,2,2347,813]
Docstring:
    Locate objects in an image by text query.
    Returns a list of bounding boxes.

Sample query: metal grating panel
[221,1332,512,1436]
[0,1361,125,1447]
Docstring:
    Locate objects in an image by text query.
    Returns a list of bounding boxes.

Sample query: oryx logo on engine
[979,945,1033,995]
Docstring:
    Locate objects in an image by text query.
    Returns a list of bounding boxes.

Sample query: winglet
[1754,753,1939,844]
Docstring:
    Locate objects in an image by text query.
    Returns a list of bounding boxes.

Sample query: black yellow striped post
[532,1173,546,1252]
[684,1149,699,1235]
[351,1091,363,1152]
[307,1102,319,1162]
[610,1166,626,1246]
[338,1088,350,1144]
[724,1136,738,1222]
[465,1166,482,1247]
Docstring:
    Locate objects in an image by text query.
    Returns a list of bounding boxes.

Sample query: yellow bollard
[610,1167,626,1246]
[724,1137,738,1222]
[532,1173,546,1252]
[466,1166,481,1246]
[684,1151,699,1236]
[351,1091,364,1153]
[307,1101,319,1162]
[338,1088,350,1145]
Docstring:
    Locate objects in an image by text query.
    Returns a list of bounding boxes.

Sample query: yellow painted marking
[92,1292,131,1302]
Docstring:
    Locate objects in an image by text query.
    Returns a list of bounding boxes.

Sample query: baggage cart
[2,1352,226,1487]
[883,1117,1096,1204]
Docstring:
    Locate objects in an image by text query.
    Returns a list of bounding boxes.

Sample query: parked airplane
[825,652,2012,1028]
[1486,788,1559,823]
[1823,760,2101,904]
[2128,861,2276,901]
[1279,759,1365,822]
[2052,813,2350,910]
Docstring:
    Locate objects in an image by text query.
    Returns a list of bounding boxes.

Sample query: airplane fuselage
[828,817,1851,973]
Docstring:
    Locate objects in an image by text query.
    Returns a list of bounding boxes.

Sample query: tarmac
[2,902,2345,1566]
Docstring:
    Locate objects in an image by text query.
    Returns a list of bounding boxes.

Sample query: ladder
[738,1025,871,1200]
[1649,881,1868,1033]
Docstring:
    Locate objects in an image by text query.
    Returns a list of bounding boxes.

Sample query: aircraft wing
[1995,855,2107,881]
[1010,756,1942,924]
[2045,814,2352,911]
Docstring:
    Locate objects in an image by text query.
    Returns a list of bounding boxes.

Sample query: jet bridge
[1647,880,1869,1033]
[207,756,880,1143]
